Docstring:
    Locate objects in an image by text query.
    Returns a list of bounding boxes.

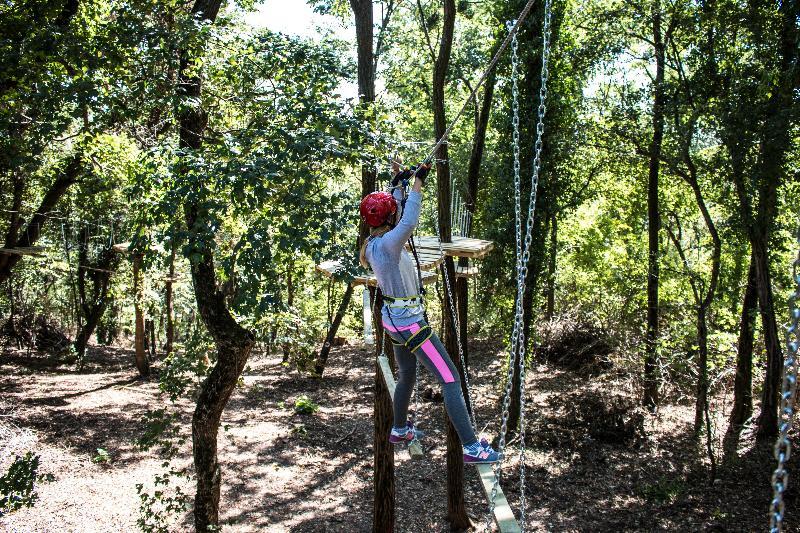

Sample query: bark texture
[730,254,757,428]
[0,155,82,284]
[643,0,666,410]
[177,0,257,529]
[371,288,395,532]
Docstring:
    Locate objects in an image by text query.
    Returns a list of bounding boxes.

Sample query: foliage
[92,448,111,464]
[0,452,53,517]
[293,394,320,415]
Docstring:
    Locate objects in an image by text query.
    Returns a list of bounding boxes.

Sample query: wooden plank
[377,356,424,461]
[455,265,479,278]
[411,236,495,259]
[79,265,115,274]
[475,464,522,533]
[0,247,45,257]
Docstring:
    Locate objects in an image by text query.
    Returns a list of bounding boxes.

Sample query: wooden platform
[403,247,445,270]
[411,236,494,259]
[315,260,437,288]
[377,356,424,460]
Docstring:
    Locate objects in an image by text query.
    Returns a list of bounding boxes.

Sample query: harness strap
[383,294,423,308]
[404,324,433,352]
[385,324,433,352]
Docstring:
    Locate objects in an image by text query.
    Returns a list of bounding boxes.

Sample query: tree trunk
[164,240,176,355]
[132,253,150,377]
[371,287,395,532]
[694,305,709,433]
[431,1,469,528]
[0,155,82,284]
[730,253,756,428]
[73,244,119,361]
[282,268,294,364]
[454,35,498,423]
[314,283,355,376]
[177,1,258,529]
[753,239,782,438]
[752,0,798,439]
[643,0,666,410]
[350,0,378,248]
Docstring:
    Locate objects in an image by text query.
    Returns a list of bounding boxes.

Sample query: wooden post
[372,287,395,532]
[133,252,150,377]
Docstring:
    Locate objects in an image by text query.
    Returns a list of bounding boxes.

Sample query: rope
[409,0,540,179]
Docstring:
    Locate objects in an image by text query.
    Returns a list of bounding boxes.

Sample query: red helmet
[360,192,397,227]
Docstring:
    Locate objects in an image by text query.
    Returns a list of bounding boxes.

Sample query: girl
[359,160,499,464]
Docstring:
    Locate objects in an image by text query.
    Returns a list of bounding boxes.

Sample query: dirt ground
[0,339,795,532]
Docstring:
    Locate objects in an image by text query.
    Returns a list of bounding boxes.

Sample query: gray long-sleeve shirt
[365,190,425,326]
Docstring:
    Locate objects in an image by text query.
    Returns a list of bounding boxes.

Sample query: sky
[243,1,359,100]
[244,1,343,39]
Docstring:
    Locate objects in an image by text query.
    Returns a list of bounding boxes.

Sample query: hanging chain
[488,2,553,530]
[430,224,479,431]
[511,24,523,277]
[770,224,800,533]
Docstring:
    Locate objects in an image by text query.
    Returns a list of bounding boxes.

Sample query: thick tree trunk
[350,0,377,248]
[752,0,798,438]
[132,253,150,377]
[164,241,176,355]
[430,1,469,528]
[371,287,395,532]
[643,0,666,410]
[730,253,757,428]
[314,283,355,376]
[753,240,782,437]
[177,1,258,529]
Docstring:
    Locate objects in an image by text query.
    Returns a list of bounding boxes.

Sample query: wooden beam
[79,264,115,273]
[0,247,45,257]
[475,464,522,533]
[377,355,424,460]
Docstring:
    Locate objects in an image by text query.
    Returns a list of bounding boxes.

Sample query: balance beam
[377,355,424,460]
[475,464,522,532]
[378,357,520,531]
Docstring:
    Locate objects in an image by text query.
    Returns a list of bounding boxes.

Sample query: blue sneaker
[463,440,501,464]
[389,422,424,444]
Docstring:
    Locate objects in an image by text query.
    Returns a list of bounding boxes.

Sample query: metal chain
[430,225,479,431]
[510,24,523,278]
[770,223,800,533]
[488,2,553,530]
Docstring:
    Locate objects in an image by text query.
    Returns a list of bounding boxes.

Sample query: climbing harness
[769,223,800,533]
[375,0,550,528]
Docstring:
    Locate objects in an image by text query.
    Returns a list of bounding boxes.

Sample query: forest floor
[0,338,795,532]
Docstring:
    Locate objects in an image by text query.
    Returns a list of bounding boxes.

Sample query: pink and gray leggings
[383,319,478,447]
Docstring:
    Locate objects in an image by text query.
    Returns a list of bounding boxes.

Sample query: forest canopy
[0,0,798,531]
